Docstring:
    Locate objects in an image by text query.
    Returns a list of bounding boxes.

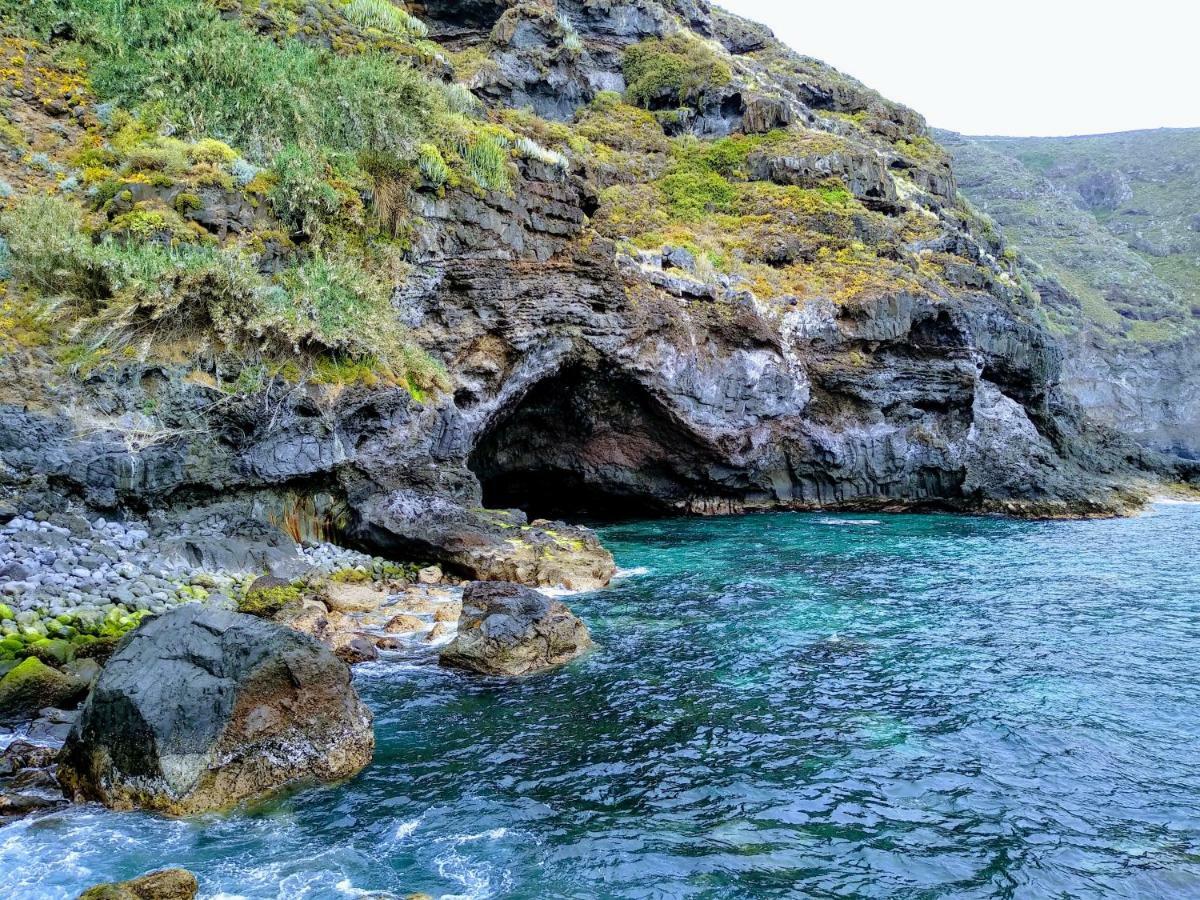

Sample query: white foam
[394,816,422,840]
[819,518,882,526]
[614,566,651,579]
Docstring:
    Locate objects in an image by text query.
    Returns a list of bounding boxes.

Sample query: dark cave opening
[467,364,720,523]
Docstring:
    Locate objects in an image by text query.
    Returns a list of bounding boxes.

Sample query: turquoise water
[4,504,1200,898]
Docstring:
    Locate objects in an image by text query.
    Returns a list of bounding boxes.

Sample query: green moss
[238,584,302,618]
[329,567,371,584]
[173,192,203,214]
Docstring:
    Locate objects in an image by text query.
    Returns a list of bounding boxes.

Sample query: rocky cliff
[0,0,1188,588]
[942,129,1200,458]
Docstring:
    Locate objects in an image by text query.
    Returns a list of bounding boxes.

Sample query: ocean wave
[818,518,882,526]
[615,566,651,579]
[430,827,515,900]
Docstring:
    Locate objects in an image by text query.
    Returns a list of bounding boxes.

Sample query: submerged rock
[440,581,593,676]
[77,868,198,900]
[57,605,374,816]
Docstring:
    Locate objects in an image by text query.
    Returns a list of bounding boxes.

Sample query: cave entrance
[408,1,507,46]
[468,364,714,522]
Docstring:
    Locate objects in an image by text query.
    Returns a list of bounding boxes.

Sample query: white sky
[717,0,1200,137]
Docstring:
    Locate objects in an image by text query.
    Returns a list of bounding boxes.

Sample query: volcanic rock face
[57,605,374,816]
[440,581,593,676]
[0,0,1186,589]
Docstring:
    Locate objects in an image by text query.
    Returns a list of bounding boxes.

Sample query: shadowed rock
[57,605,374,816]
[439,581,592,676]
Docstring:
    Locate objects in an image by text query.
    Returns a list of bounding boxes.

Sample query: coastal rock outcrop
[439,581,593,676]
[77,869,198,900]
[0,0,1192,601]
[57,605,374,815]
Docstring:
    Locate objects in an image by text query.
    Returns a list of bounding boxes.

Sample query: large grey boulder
[439,581,593,676]
[57,605,374,816]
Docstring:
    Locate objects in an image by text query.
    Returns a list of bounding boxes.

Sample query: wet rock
[0,739,56,776]
[321,582,387,613]
[57,606,374,815]
[0,657,88,724]
[361,500,616,591]
[77,868,198,900]
[384,614,426,634]
[335,636,379,665]
[439,581,593,676]
[0,788,64,821]
[417,565,443,585]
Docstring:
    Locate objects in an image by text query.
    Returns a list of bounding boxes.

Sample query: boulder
[77,868,198,900]
[439,582,593,676]
[384,614,426,634]
[417,565,443,585]
[0,657,89,723]
[57,605,374,816]
[335,636,379,665]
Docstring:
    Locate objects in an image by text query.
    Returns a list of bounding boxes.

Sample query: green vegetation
[5,0,444,163]
[944,129,1200,345]
[622,34,733,109]
[238,583,303,619]
[0,2,516,392]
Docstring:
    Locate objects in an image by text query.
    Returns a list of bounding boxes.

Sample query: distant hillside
[942,128,1200,456]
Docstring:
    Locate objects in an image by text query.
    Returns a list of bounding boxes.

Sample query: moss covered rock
[0,656,89,723]
[77,868,198,900]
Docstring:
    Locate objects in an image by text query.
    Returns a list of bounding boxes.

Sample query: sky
[717,0,1200,137]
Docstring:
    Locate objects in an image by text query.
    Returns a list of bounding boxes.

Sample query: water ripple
[2,505,1199,897]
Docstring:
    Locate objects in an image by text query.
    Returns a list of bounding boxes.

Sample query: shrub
[188,138,238,165]
[0,195,97,300]
[456,131,512,193]
[344,0,429,39]
[417,142,450,187]
[83,241,268,356]
[659,170,736,219]
[622,34,733,109]
[268,144,343,241]
[264,254,398,359]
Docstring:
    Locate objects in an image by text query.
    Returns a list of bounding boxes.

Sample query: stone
[424,621,451,643]
[439,581,593,676]
[384,614,426,634]
[57,606,374,816]
[432,603,459,623]
[0,657,88,723]
[416,565,443,585]
[334,636,379,665]
[77,868,198,900]
[322,582,387,613]
[0,739,56,776]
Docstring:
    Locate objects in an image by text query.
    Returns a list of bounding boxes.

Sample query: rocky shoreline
[0,474,612,848]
